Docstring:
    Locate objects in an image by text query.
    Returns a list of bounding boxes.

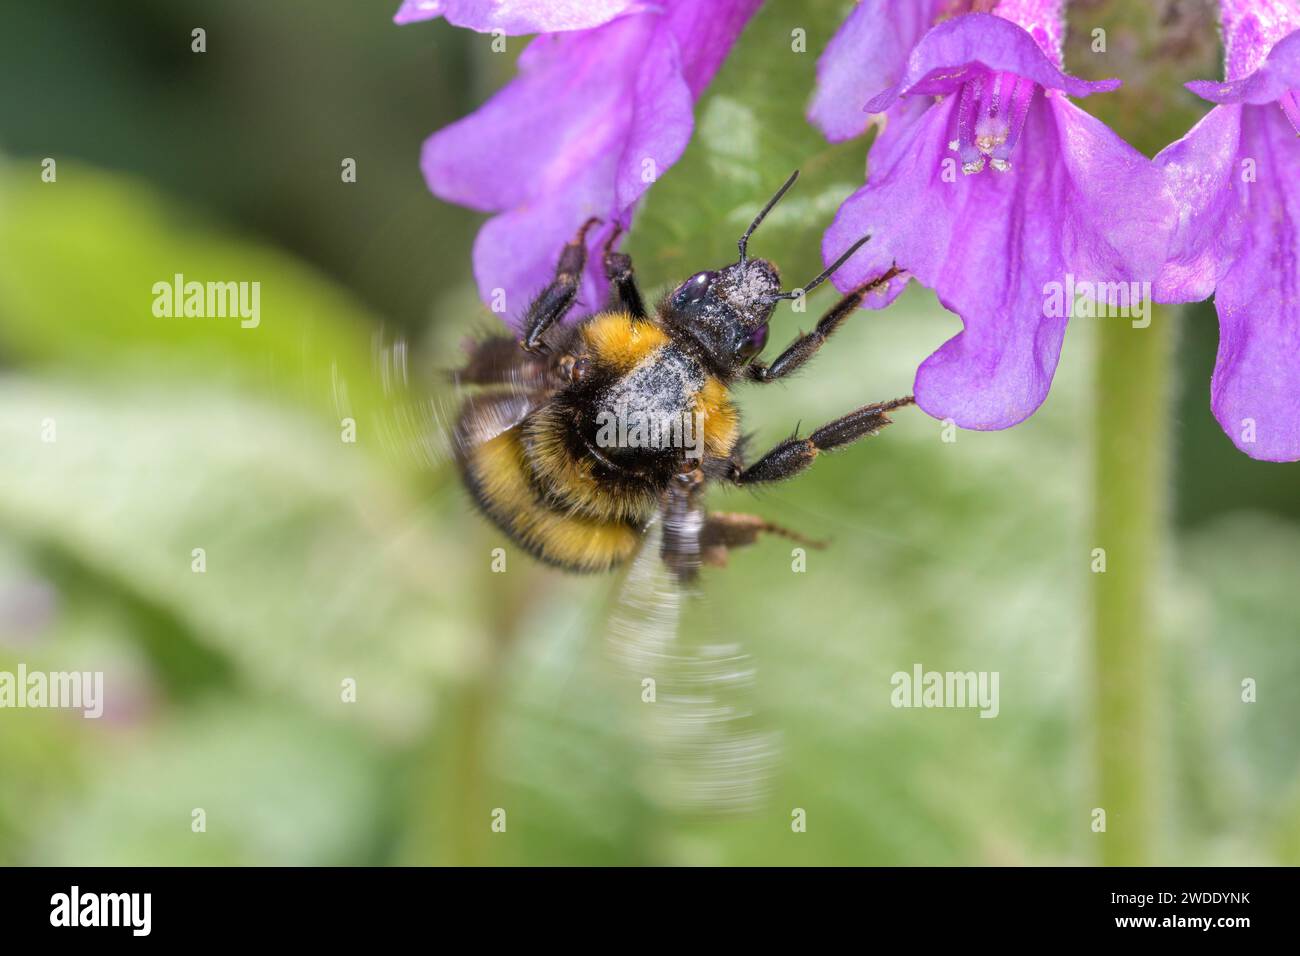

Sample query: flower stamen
[974,71,1005,157]
[990,76,1036,171]
[1281,90,1300,137]
[952,74,987,174]
[949,71,1037,175]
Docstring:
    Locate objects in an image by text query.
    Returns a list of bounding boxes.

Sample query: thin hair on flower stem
[738,169,800,263]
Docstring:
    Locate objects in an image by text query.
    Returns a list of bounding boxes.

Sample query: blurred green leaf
[0,375,482,739]
[31,702,389,866]
[0,161,444,478]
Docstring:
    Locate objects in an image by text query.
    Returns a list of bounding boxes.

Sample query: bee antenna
[738,170,799,264]
[768,234,872,301]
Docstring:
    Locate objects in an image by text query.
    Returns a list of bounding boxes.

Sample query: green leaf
[0,375,483,739]
[30,702,389,866]
[0,161,434,476]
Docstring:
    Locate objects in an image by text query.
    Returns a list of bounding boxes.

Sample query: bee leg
[521,217,602,352]
[745,265,903,383]
[660,468,707,582]
[602,226,647,319]
[730,396,913,486]
[700,512,826,567]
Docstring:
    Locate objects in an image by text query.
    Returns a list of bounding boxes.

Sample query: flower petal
[422,11,700,317]
[1208,105,1300,461]
[473,193,619,333]
[411,0,758,318]
[865,13,1118,114]
[662,0,763,96]
[1052,97,1177,292]
[1218,0,1300,81]
[807,0,948,142]
[991,0,1067,65]
[615,26,694,215]
[824,95,1168,429]
[820,103,951,315]
[422,15,665,213]
[1152,104,1247,304]
[393,0,640,33]
[1187,27,1300,103]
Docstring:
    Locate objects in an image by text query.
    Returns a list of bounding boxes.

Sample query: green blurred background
[1,0,1297,865]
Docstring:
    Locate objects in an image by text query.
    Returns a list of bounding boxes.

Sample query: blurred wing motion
[332,330,460,474]
[606,481,779,817]
[345,325,557,475]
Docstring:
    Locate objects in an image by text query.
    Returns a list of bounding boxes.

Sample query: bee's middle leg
[729,396,914,486]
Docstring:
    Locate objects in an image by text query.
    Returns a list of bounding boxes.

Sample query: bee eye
[737,324,768,362]
[673,271,716,308]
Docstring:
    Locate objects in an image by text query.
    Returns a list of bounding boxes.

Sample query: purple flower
[807,0,966,143]
[394,1,642,33]
[1153,0,1300,462]
[813,0,1171,430]
[398,0,761,327]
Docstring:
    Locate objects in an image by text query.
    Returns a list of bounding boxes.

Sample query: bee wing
[605,481,779,816]
[447,333,568,460]
[451,333,559,394]
[336,330,555,473]
[452,390,541,454]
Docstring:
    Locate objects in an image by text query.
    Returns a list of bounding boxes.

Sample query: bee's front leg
[601,225,647,319]
[520,217,602,352]
[746,265,904,383]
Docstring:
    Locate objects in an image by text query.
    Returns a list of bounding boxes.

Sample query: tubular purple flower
[1154,0,1300,462]
[807,0,959,143]
[394,1,642,33]
[399,0,761,328]
[815,1,1171,431]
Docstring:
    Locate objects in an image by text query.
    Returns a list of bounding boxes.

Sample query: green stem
[399,556,534,866]
[1091,305,1175,866]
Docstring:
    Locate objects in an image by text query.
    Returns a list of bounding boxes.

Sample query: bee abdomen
[520,405,658,523]
[461,424,647,574]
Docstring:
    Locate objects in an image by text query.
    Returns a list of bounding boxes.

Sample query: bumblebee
[452,171,912,579]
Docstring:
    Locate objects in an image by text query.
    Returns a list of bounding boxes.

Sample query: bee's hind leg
[521,216,603,352]
[660,468,707,582]
[700,512,827,567]
[601,225,647,319]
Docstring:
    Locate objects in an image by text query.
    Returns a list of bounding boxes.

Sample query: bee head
[665,258,781,371]
[662,171,874,376]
